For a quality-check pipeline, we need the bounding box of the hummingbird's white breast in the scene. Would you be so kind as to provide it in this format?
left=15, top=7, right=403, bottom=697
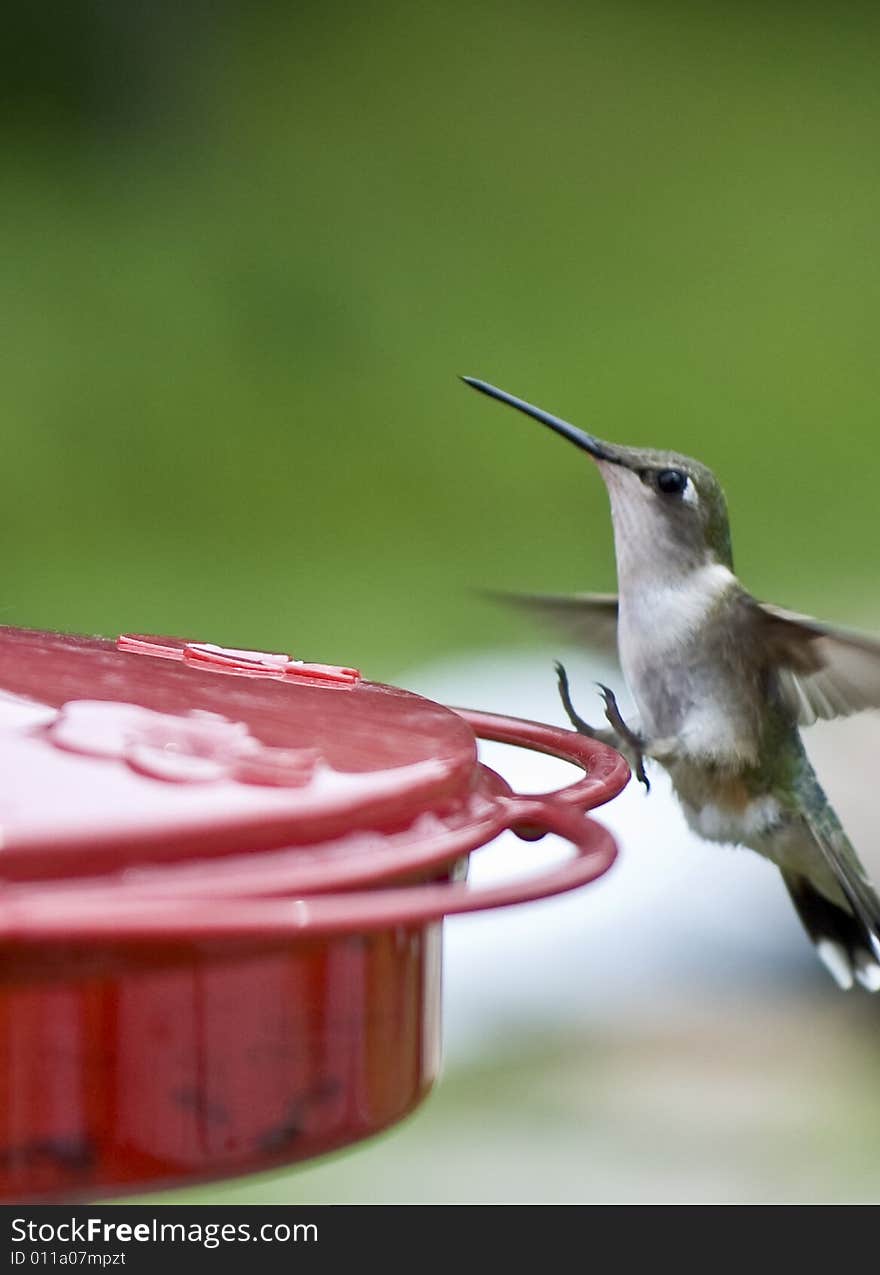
left=616, top=562, right=759, bottom=765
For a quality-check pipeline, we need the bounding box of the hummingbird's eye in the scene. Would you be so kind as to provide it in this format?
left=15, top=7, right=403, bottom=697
left=655, top=468, right=688, bottom=496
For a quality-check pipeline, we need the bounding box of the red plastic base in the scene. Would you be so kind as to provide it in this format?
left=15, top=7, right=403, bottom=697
left=0, top=924, right=442, bottom=1201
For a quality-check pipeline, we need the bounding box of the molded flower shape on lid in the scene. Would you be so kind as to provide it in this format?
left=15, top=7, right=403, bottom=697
left=47, top=700, right=319, bottom=788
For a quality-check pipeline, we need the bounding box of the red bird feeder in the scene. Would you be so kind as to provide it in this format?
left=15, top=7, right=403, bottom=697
left=0, top=627, right=628, bottom=1200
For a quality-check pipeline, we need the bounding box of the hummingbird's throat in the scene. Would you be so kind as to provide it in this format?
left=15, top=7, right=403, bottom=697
left=598, top=461, right=715, bottom=584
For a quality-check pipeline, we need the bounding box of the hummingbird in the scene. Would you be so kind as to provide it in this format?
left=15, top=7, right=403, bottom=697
left=463, top=376, right=880, bottom=992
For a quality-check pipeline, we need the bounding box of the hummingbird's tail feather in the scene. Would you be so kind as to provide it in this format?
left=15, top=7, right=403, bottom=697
left=799, top=799, right=880, bottom=950
left=782, top=871, right=880, bottom=992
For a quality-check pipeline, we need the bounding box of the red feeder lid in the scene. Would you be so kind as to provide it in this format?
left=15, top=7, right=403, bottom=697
left=0, top=627, right=629, bottom=940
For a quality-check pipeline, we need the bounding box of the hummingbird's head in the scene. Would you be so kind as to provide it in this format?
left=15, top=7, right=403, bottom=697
left=462, top=378, right=733, bottom=579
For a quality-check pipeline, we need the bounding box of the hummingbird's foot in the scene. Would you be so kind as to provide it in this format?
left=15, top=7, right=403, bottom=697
left=595, top=682, right=651, bottom=793
left=554, top=661, right=614, bottom=742
left=555, top=661, right=597, bottom=735
left=553, top=662, right=648, bottom=790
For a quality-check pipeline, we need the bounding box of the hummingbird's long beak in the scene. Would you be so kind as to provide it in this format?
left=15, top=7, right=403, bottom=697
left=461, top=377, right=621, bottom=464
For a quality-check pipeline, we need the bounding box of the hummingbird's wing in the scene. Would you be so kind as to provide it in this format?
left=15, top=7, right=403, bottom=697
left=758, top=603, right=880, bottom=724
left=485, top=591, right=620, bottom=663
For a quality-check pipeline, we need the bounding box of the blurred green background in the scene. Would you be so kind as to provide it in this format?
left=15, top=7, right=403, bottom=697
left=6, top=0, right=880, bottom=676
left=7, top=0, right=880, bottom=1203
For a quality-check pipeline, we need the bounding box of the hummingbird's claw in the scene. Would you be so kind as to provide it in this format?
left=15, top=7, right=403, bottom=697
left=553, top=663, right=650, bottom=791
left=594, top=682, right=651, bottom=793
left=554, top=660, right=601, bottom=737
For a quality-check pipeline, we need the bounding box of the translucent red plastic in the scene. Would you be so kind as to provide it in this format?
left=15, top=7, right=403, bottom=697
left=0, top=627, right=629, bottom=1200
